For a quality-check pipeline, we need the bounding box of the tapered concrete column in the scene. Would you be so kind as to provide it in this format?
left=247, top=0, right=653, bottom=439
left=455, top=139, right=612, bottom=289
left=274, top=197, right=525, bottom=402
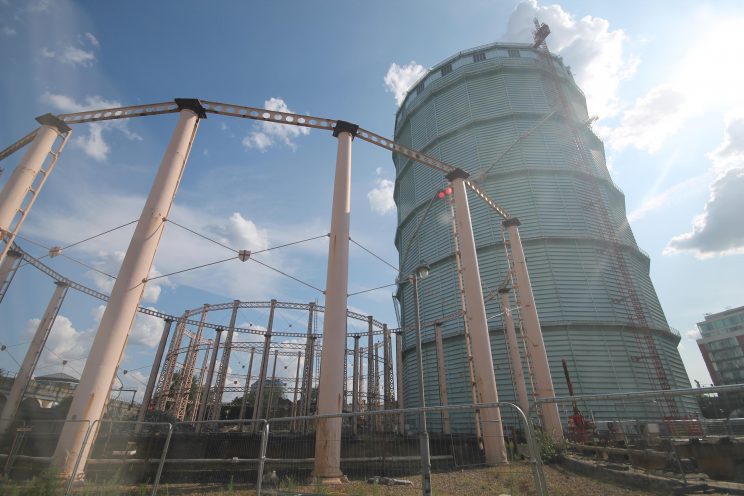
left=51, top=101, right=204, bottom=478
left=499, top=289, right=530, bottom=416
left=196, top=328, right=223, bottom=424
left=253, top=299, right=276, bottom=424
left=396, top=332, right=405, bottom=434
left=434, top=323, right=451, bottom=434
left=0, top=281, right=68, bottom=434
left=136, top=319, right=173, bottom=430
left=238, top=347, right=255, bottom=423
left=447, top=169, right=507, bottom=465
left=314, top=120, right=357, bottom=481
left=503, top=219, right=563, bottom=441
left=0, top=115, right=69, bottom=265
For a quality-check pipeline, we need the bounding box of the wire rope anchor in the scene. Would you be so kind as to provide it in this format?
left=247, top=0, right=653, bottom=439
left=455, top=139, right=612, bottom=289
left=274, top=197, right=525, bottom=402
left=238, top=250, right=251, bottom=262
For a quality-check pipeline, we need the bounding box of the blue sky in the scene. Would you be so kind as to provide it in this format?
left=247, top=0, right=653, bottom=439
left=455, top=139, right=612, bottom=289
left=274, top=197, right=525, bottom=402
left=1, top=0, right=743, bottom=398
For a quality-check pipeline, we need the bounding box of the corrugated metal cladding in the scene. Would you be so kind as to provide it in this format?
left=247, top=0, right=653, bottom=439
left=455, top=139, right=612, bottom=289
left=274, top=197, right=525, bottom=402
left=393, top=43, right=694, bottom=432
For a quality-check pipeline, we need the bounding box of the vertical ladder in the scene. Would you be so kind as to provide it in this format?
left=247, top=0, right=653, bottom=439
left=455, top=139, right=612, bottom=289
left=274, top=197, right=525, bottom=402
left=0, top=130, right=71, bottom=262
left=447, top=199, right=483, bottom=445
left=533, top=26, right=677, bottom=416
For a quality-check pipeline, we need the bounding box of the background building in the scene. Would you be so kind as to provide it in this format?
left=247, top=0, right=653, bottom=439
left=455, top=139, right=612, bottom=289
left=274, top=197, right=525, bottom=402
left=697, top=305, right=744, bottom=386
left=393, top=40, right=693, bottom=430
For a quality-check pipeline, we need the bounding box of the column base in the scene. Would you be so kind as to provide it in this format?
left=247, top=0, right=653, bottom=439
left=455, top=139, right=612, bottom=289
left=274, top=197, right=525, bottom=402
left=310, top=474, right=348, bottom=485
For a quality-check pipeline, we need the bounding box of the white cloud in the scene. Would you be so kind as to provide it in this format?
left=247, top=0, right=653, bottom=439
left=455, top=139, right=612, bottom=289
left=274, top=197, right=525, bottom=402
left=83, top=32, right=99, bottom=47
left=1, top=25, right=16, bottom=36
left=665, top=113, right=744, bottom=258
left=708, top=111, right=744, bottom=173
left=367, top=178, right=395, bottom=215
left=39, top=31, right=100, bottom=67
left=503, top=0, right=637, bottom=118
left=25, top=315, right=94, bottom=375
left=41, top=92, right=142, bottom=162
left=384, top=62, right=427, bottom=107
left=242, top=98, right=309, bottom=152
left=602, top=85, right=689, bottom=153
left=665, top=167, right=744, bottom=258
left=604, top=17, right=744, bottom=154
left=685, top=329, right=702, bottom=340
left=130, top=310, right=164, bottom=348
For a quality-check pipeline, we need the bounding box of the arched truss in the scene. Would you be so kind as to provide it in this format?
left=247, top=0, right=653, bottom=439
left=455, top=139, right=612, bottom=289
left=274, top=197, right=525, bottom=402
left=11, top=243, right=465, bottom=336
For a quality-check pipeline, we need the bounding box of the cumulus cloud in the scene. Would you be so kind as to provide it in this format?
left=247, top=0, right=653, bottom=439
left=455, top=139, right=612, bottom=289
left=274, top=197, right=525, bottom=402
left=25, top=314, right=94, bottom=376
left=708, top=111, right=744, bottom=173
left=87, top=251, right=169, bottom=304
left=603, top=85, right=689, bottom=153
left=665, top=168, right=744, bottom=258
left=41, top=92, right=141, bottom=162
left=242, top=97, right=310, bottom=152
left=664, top=112, right=744, bottom=258
left=603, top=18, right=744, bottom=154
left=40, top=32, right=99, bottom=67
left=384, top=62, right=427, bottom=107
left=130, top=309, right=165, bottom=348
left=686, top=329, right=702, bottom=340
left=367, top=177, right=395, bottom=215
left=504, top=0, right=637, bottom=118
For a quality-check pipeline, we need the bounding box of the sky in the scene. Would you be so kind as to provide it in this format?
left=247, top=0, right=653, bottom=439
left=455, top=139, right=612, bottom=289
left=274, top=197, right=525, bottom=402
left=1, top=0, right=743, bottom=400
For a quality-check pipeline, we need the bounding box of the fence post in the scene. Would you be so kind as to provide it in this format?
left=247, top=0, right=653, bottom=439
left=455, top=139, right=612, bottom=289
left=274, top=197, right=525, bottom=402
left=518, top=402, right=549, bottom=496
left=256, top=420, right=270, bottom=496
left=64, top=420, right=95, bottom=496
left=151, top=422, right=173, bottom=496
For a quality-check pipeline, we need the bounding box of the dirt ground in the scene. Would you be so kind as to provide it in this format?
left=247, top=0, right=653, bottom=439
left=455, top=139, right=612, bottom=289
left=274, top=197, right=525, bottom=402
left=51, top=463, right=681, bottom=495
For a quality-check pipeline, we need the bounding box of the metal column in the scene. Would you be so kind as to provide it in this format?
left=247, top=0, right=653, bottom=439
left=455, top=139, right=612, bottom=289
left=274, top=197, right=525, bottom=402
left=253, top=299, right=276, bottom=424
left=196, top=328, right=223, bottom=425
left=291, top=350, right=302, bottom=430
left=136, top=318, right=173, bottom=431
left=396, top=332, right=405, bottom=434
left=447, top=169, right=507, bottom=465
left=210, top=300, right=240, bottom=420
left=434, top=322, right=451, bottom=434
left=504, top=219, right=562, bottom=441
left=367, top=316, right=374, bottom=424
left=265, top=350, right=279, bottom=419
left=352, top=335, right=360, bottom=435
left=0, top=281, right=68, bottom=434
left=238, top=346, right=255, bottom=424
left=314, top=121, right=357, bottom=481
left=499, top=288, right=530, bottom=416
left=52, top=101, right=203, bottom=479
left=190, top=338, right=212, bottom=422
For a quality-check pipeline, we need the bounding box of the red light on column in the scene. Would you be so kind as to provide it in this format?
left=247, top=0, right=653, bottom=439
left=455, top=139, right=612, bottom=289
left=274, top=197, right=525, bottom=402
left=437, top=191, right=445, bottom=199
left=444, top=186, right=452, bottom=195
